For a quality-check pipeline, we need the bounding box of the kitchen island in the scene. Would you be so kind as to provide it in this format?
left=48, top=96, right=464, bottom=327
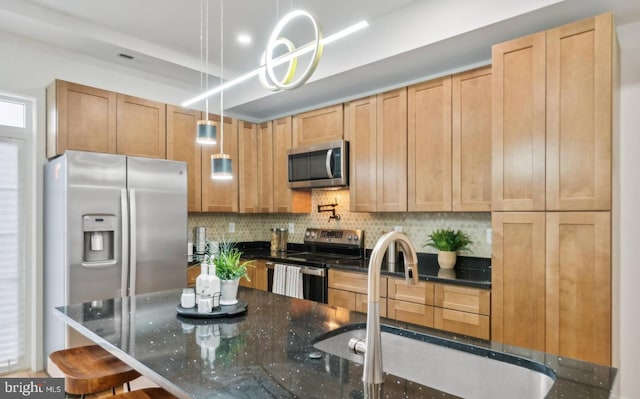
left=54, top=287, right=616, bottom=398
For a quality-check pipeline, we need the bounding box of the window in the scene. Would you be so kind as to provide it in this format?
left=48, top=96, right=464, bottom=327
left=0, top=94, right=33, bottom=374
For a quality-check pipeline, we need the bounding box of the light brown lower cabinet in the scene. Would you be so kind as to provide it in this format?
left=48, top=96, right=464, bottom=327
left=328, top=269, right=490, bottom=339
left=239, top=259, right=268, bottom=291
left=492, top=211, right=611, bottom=366
left=387, top=299, right=435, bottom=328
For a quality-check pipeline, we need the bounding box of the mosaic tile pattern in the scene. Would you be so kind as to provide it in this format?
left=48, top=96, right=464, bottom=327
left=188, top=190, right=492, bottom=258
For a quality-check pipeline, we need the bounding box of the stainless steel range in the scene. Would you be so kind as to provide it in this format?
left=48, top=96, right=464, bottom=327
left=266, top=228, right=364, bottom=303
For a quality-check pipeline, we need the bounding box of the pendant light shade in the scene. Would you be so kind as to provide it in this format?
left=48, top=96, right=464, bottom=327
left=197, top=120, right=216, bottom=144
left=211, top=153, right=233, bottom=180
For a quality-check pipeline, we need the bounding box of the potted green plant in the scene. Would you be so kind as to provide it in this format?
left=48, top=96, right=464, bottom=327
left=212, top=240, right=253, bottom=305
left=424, top=228, right=473, bottom=269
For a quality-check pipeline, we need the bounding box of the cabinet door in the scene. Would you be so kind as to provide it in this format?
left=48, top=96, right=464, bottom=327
left=387, top=278, right=434, bottom=306
left=435, top=284, right=490, bottom=316
left=201, top=116, right=239, bottom=212
left=328, top=288, right=356, bottom=311
left=388, top=299, right=434, bottom=328
left=434, top=308, right=490, bottom=340
left=273, top=117, right=311, bottom=213
left=355, top=294, right=387, bottom=318
left=47, top=80, right=117, bottom=158
left=238, top=121, right=259, bottom=213
left=253, top=260, right=268, bottom=291
left=546, top=212, right=611, bottom=365
left=377, top=88, right=407, bottom=212
left=257, top=122, right=274, bottom=213
left=346, top=95, right=377, bottom=212
left=116, top=94, right=166, bottom=158
left=292, top=104, right=343, bottom=147
left=328, top=269, right=388, bottom=296
left=452, top=66, right=492, bottom=211
left=491, top=212, right=546, bottom=351
left=408, top=77, right=452, bottom=211
left=492, top=32, right=546, bottom=211
left=546, top=13, right=613, bottom=211
left=166, top=105, right=201, bottom=212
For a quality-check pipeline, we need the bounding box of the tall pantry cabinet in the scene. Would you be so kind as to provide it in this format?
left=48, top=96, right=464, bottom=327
left=491, top=12, right=616, bottom=366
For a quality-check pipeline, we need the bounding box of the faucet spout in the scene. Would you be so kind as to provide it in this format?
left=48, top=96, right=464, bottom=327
left=363, top=231, right=419, bottom=386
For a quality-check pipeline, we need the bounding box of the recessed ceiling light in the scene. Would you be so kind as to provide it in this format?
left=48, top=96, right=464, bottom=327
left=237, top=34, right=252, bottom=45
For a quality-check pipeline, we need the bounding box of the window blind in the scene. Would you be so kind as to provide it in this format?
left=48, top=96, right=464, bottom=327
left=0, top=96, right=28, bottom=373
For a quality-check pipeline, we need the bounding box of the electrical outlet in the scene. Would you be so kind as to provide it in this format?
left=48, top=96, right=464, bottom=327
left=486, top=228, right=492, bottom=244
left=394, top=225, right=403, bottom=232
left=229, top=222, right=235, bottom=233
left=288, top=223, right=295, bottom=234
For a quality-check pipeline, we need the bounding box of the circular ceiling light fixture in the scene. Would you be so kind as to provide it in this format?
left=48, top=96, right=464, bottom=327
left=261, top=10, right=324, bottom=91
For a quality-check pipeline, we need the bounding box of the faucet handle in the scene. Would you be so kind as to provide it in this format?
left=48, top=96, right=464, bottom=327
left=405, top=263, right=419, bottom=285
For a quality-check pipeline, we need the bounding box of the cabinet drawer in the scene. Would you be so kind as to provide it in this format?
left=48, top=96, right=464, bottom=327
left=387, top=278, right=434, bottom=305
left=355, top=293, right=387, bottom=318
left=387, top=299, right=434, bottom=328
left=434, top=308, right=490, bottom=340
left=328, top=269, right=387, bottom=296
left=435, top=284, right=490, bottom=316
left=328, top=288, right=356, bottom=310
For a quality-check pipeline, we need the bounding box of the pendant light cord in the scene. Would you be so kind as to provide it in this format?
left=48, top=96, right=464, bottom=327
left=205, top=0, right=209, bottom=117
left=219, top=0, right=224, bottom=154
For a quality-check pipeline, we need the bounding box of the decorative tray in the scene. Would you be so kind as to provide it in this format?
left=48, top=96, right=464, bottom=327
left=176, top=300, right=248, bottom=319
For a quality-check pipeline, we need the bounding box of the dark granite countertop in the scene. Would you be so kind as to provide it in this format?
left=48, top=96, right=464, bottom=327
left=237, top=241, right=491, bottom=289
left=55, top=287, right=615, bottom=399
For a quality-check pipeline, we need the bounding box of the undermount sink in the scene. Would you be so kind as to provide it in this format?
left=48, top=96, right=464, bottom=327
left=312, top=323, right=556, bottom=399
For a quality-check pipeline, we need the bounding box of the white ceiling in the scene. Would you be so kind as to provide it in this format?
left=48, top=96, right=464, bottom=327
left=1, top=0, right=640, bottom=121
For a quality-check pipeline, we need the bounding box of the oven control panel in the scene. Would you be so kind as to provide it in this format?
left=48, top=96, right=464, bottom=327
left=304, top=228, right=364, bottom=247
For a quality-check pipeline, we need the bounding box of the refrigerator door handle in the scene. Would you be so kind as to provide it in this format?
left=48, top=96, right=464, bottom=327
left=120, top=188, right=129, bottom=298
left=129, top=189, right=137, bottom=297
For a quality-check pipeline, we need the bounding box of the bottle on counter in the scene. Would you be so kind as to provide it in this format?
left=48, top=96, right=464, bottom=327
left=206, top=264, right=221, bottom=308
left=195, top=263, right=208, bottom=297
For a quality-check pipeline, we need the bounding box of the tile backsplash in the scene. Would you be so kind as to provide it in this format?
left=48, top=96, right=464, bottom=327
left=188, top=190, right=491, bottom=258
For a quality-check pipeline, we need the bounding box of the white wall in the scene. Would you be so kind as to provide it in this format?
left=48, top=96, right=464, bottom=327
left=616, top=21, right=640, bottom=399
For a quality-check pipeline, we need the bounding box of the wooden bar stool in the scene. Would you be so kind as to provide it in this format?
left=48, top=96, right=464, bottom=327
left=111, top=387, right=177, bottom=399
left=49, top=345, right=141, bottom=398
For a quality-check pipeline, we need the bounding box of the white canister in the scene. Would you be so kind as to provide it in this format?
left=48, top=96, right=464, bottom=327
left=197, top=296, right=213, bottom=313
left=181, top=288, right=196, bottom=308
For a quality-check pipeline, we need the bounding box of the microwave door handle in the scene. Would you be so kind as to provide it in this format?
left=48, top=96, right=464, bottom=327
left=325, top=149, right=334, bottom=178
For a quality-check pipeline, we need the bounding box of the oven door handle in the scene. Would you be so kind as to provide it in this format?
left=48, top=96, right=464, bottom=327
left=266, top=262, right=326, bottom=277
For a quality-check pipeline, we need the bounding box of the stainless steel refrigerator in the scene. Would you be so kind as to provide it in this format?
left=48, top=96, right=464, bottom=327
left=44, top=150, right=187, bottom=361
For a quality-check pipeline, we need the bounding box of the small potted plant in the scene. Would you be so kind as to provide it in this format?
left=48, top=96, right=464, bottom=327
left=213, top=240, right=253, bottom=305
left=424, top=228, right=473, bottom=269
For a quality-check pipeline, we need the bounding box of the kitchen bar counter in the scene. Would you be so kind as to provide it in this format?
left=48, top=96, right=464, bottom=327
left=55, top=287, right=615, bottom=398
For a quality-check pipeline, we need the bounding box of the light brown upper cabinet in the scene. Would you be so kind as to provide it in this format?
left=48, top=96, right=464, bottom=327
left=257, top=121, right=274, bottom=213
left=238, top=121, right=259, bottom=213
left=47, top=80, right=166, bottom=160
left=546, top=211, right=611, bottom=366
left=116, top=94, right=166, bottom=159
left=292, top=104, right=344, bottom=147
left=492, top=32, right=546, bottom=211
left=493, top=12, right=615, bottom=212
left=346, top=95, right=377, bottom=212
left=491, top=212, right=546, bottom=352
left=47, top=80, right=117, bottom=158
left=377, top=88, right=408, bottom=212
left=273, top=117, right=311, bottom=213
left=166, top=105, right=202, bottom=212
left=546, top=14, right=614, bottom=211
left=346, top=89, right=407, bottom=212
left=408, top=77, right=452, bottom=211
left=452, top=67, right=492, bottom=211
left=201, top=116, right=239, bottom=212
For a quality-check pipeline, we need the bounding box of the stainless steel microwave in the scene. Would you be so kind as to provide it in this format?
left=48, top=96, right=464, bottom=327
left=287, top=140, right=349, bottom=189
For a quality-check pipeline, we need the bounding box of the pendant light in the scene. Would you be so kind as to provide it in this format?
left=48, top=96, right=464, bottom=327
left=211, top=0, right=233, bottom=180
left=196, top=0, right=216, bottom=145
